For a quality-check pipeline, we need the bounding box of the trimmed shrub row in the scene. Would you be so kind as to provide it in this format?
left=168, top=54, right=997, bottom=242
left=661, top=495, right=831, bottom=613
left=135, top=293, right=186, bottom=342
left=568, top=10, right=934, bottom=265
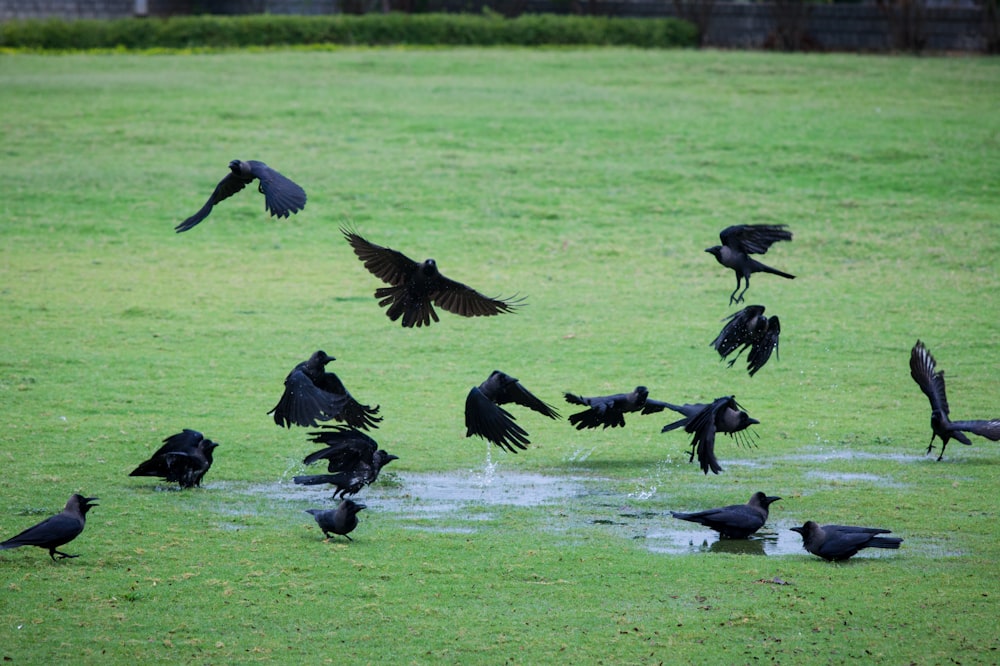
left=0, top=13, right=698, bottom=50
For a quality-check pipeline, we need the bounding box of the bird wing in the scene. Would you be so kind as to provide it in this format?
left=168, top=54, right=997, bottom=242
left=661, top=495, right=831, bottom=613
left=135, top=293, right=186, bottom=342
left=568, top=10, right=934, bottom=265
left=342, top=228, right=418, bottom=287
left=719, top=224, right=792, bottom=255
left=640, top=399, right=671, bottom=415
left=747, top=315, right=780, bottom=377
left=429, top=274, right=523, bottom=319
left=711, top=305, right=764, bottom=357
left=492, top=379, right=560, bottom=419
left=0, top=512, right=82, bottom=549
left=950, top=419, right=1000, bottom=441
left=909, top=341, right=950, bottom=417
left=246, top=161, right=306, bottom=219
left=175, top=170, right=252, bottom=232
left=269, top=369, right=351, bottom=428
left=684, top=399, right=729, bottom=475
left=303, top=426, right=378, bottom=469
left=465, top=387, right=531, bottom=453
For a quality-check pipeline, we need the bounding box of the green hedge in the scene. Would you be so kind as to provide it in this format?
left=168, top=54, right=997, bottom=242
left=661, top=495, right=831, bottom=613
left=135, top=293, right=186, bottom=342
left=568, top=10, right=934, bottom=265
left=0, top=13, right=698, bottom=50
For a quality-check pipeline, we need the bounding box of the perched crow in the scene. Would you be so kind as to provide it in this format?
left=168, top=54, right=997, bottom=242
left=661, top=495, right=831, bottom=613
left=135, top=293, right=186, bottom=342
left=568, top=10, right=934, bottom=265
left=305, top=499, right=366, bottom=542
left=711, top=305, right=781, bottom=377
left=661, top=396, right=759, bottom=474
left=909, top=340, right=1000, bottom=461
left=0, top=494, right=98, bottom=561
left=564, top=386, right=670, bottom=430
left=342, top=228, right=523, bottom=328
left=129, top=429, right=218, bottom=489
left=293, top=426, right=398, bottom=498
left=671, top=491, right=781, bottom=539
left=269, top=351, right=381, bottom=430
left=175, top=159, right=306, bottom=232
left=706, top=224, right=794, bottom=305
left=465, top=370, right=560, bottom=453
left=791, top=521, right=902, bottom=561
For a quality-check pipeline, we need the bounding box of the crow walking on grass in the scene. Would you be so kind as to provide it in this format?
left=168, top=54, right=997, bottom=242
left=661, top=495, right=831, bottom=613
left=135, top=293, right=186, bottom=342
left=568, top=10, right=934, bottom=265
left=711, top=305, right=781, bottom=377
left=129, top=429, right=218, bottom=489
left=342, top=228, right=523, bottom=328
left=671, top=492, right=781, bottom=539
left=564, top=386, right=671, bottom=430
left=706, top=224, right=794, bottom=305
left=0, top=494, right=98, bottom=561
left=661, top=396, right=759, bottom=474
left=465, top=370, right=560, bottom=453
left=175, top=159, right=306, bottom=232
left=790, top=521, right=902, bottom=561
left=909, top=340, right=1000, bottom=460
left=305, top=499, right=366, bottom=542
left=293, top=426, right=398, bottom=498
left=270, top=351, right=382, bottom=430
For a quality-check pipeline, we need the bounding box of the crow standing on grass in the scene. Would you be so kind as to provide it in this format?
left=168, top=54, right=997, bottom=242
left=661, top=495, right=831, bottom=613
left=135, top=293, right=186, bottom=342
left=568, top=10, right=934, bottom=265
left=0, top=494, right=98, bottom=561
left=270, top=351, right=382, bottom=430
left=670, top=492, right=781, bottom=539
left=465, top=370, right=560, bottom=453
left=660, top=396, right=759, bottom=474
left=564, top=386, right=671, bottom=430
left=129, top=429, right=218, bottom=489
left=175, top=159, right=306, bottom=232
left=711, top=305, right=781, bottom=377
left=305, top=499, right=366, bottom=542
left=342, top=228, right=524, bottom=328
left=293, top=426, right=398, bottom=498
left=909, top=340, right=1000, bottom=461
left=790, top=522, right=902, bottom=561
left=706, top=224, right=795, bottom=305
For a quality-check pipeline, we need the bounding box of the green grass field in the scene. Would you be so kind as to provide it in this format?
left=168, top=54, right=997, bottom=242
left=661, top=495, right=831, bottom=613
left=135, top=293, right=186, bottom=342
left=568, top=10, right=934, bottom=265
left=1, top=48, right=999, bottom=663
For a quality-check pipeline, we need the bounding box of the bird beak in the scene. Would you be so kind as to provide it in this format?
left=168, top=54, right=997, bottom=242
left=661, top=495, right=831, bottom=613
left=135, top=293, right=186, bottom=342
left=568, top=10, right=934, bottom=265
left=356, top=503, right=367, bottom=511
left=747, top=417, right=760, bottom=425
left=85, top=497, right=99, bottom=505
left=767, top=496, right=782, bottom=504
left=387, top=454, right=400, bottom=461
left=790, top=526, right=803, bottom=535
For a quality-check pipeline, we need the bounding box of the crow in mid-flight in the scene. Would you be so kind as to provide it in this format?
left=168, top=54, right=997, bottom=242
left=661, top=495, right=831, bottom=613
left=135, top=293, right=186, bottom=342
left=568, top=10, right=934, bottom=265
left=564, top=386, right=670, bottom=430
left=293, top=426, right=398, bottom=498
left=706, top=224, right=794, bottom=305
left=670, top=491, right=781, bottom=539
left=0, top=494, right=98, bottom=561
left=269, top=351, right=382, bottom=430
left=342, top=228, right=523, bottom=328
left=129, top=429, right=218, bottom=489
left=790, top=521, right=902, bottom=561
left=909, top=340, right=1000, bottom=460
left=175, top=159, right=306, bottom=232
left=305, top=499, right=366, bottom=542
left=465, top=370, right=560, bottom=453
left=711, top=304, right=781, bottom=377
left=661, top=396, right=759, bottom=474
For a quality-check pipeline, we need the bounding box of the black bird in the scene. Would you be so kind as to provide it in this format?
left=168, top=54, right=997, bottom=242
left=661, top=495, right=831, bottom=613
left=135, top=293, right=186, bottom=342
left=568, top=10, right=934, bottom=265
left=564, top=386, right=671, bottom=430
left=909, top=340, right=1000, bottom=461
left=0, top=494, right=98, bottom=561
left=342, top=228, right=523, bottom=328
left=129, top=429, right=218, bottom=489
left=790, top=521, right=903, bottom=561
left=293, top=426, right=398, bottom=498
left=661, top=396, right=759, bottom=474
left=465, top=370, right=560, bottom=453
left=269, top=351, right=381, bottom=430
left=671, top=492, right=781, bottom=539
left=175, top=159, right=306, bottom=232
left=305, top=499, right=366, bottom=542
left=711, top=304, right=781, bottom=377
left=706, top=224, right=795, bottom=305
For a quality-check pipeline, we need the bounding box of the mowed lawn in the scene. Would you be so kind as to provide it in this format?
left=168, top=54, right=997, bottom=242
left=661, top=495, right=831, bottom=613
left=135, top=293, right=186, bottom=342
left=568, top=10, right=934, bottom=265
left=1, top=48, right=999, bottom=663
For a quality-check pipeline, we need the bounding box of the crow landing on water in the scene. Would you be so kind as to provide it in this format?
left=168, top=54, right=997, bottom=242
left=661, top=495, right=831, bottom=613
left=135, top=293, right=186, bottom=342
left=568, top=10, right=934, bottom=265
left=305, top=499, right=366, bottom=542
left=293, top=426, right=398, bottom=498
left=129, top=429, right=218, bottom=489
left=0, top=494, right=98, bottom=561
left=670, top=492, right=781, bottom=539
left=269, top=351, right=382, bottom=430
left=790, top=522, right=902, bottom=561
left=175, top=159, right=306, bottom=232
left=465, top=370, right=560, bottom=453
left=342, top=228, right=524, bottom=328
left=711, top=305, right=781, bottom=377
left=706, top=224, right=795, bottom=305
left=564, top=386, right=671, bottom=430
left=660, top=396, right=759, bottom=474
left=909, top=340, right=1000, bottom=461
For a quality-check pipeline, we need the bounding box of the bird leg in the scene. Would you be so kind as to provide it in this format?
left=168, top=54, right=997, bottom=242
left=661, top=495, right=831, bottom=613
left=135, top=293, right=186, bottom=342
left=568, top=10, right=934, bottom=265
left=50, top=549, right=79, bottom=561
left=728, top=278, right=743, bottom=306
left=925, top=433, right=937, bottom=458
